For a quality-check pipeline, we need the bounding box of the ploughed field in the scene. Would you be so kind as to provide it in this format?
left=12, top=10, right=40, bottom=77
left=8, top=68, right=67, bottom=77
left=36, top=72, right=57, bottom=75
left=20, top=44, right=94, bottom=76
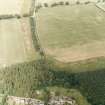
left=36, top=4, right=105, bottom=71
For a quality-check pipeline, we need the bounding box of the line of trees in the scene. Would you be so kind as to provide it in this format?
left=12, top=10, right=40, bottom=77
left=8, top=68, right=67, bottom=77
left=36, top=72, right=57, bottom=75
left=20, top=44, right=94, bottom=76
left=35, top=0, right=105, bottom=12
left=35, top=1, right=93, bottom=12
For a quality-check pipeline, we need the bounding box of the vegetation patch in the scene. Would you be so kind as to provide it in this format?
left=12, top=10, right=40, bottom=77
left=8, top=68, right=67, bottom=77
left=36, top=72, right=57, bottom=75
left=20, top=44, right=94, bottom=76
left=0, top=60, right=50, bottom=97
left=44, top=58, right=105, bottom=105
left=35, top=87, right=91, bottom=105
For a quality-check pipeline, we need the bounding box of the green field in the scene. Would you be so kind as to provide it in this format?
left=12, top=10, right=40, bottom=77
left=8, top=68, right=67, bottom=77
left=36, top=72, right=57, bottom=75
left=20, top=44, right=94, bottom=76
left=96, top=3, right=105, bottom=11
left=0, top=18, right=40, bottom=67
left=36, top=4, right=105, bottom=64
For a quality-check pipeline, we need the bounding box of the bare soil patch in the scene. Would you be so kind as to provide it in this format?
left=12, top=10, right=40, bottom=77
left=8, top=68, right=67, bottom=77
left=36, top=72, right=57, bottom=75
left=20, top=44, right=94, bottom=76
left=45, top=40, right=105, bottom=63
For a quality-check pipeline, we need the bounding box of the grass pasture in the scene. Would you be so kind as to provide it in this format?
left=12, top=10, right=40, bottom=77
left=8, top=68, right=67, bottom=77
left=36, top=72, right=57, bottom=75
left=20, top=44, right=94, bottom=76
left=0, top=18, right=40, bottom=67
left=36, top=4, right=105, bottom=64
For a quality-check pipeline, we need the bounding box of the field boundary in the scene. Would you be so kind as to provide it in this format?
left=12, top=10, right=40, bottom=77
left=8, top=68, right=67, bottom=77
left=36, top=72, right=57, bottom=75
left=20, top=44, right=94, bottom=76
left=30, top=17, right=46, bottom=60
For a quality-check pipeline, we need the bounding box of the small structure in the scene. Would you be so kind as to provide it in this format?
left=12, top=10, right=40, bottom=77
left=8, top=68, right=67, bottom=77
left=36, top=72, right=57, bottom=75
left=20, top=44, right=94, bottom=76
left=48, top=96, right=77, bottom=105
left=7, top=96, right=44, bottom=105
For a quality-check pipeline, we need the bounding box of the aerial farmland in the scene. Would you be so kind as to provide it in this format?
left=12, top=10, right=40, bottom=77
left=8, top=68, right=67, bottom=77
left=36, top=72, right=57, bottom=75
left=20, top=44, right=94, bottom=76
left=0, top=0, right=105, bottom=105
